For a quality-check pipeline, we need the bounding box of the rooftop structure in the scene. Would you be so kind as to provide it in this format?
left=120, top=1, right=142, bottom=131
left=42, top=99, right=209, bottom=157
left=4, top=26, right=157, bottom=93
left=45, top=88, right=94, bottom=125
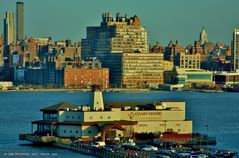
left=199, top=27, right=208, bottom=45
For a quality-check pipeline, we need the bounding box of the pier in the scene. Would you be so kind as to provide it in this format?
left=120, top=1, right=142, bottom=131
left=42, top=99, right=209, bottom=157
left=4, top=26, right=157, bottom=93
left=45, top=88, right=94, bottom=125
left=19, top=134, right=238, bottom=158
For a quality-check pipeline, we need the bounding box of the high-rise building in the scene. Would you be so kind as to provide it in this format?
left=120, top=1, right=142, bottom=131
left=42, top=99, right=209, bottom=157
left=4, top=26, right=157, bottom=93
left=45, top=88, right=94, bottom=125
left=82, top=12, right=149, bottom=58
left=121, top=53, right=164, bottom=88
left=199, top=27, right=208, bottom=45
left=4, top=12, right=15, bottom=46
left=16, top=1, right=24, bottom=41
left=81, top=13, right=150, bottom=87
left=232, top=28, right=239, bottom=70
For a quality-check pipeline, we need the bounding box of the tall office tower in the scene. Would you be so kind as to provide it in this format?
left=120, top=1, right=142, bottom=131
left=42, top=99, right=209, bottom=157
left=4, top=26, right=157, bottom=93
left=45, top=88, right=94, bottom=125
left=199, top=27, right=208, bottom=45
left=4, top=12, right=15, bottom=46
left=16, top=1, right=24, bottom=41
left=82, top=12, right=149, bottom=58
left=232, top=28, right=239, bottom=70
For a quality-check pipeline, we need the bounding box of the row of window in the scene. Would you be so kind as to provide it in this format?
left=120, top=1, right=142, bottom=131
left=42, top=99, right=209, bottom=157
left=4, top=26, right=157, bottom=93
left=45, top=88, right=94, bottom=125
left=63, top=130, right=79, bottom=134
left=88, top=116, right=111, bottom=120
left=66, top=116, right=81, bottom=119
left=62, top=130, right=92, bottom=134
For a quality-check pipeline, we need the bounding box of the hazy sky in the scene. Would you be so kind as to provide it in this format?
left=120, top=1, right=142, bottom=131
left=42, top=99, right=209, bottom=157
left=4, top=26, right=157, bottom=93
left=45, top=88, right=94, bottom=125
left=1, top=0, right=239, bottom=46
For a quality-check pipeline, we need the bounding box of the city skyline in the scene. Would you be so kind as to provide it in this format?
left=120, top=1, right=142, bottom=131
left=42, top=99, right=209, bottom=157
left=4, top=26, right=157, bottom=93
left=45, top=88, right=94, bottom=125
left=1, top=0, right=239, bottom=46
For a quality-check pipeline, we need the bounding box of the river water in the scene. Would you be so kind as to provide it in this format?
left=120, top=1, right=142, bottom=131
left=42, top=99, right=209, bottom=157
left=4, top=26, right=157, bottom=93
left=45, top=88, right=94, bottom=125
left=0, top=91, right=238, bottom=157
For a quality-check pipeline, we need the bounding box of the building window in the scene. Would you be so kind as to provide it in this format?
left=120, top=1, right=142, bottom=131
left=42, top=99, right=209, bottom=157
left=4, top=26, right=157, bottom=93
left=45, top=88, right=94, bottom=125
left=78, top=116, right=80, bottom=119
left=89, top=116, right=93, bottom=119
left=76, top=130, right=78, bottom=134
left=70, top=130, right=72, bottom=133
left=67, top=116, right=69, bottom=119
left=72, top=116, right=74, bottom=119
left=88, top=130, right=91, bottom=134
left=107, top=116, right=111, bottom=119
left=100, top=116, right=103, bottom=119
left=64, top=130, right=66, bottom=133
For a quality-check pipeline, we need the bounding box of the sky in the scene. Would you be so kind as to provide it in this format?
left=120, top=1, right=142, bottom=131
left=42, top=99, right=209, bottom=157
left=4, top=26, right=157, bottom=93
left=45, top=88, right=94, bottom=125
left=0, top=0, right=239, bottom=46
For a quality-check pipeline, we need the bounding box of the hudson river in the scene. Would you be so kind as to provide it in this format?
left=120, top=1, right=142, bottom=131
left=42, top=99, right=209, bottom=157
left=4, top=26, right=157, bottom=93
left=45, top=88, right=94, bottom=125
left=0, top=91, right=239, bottom=157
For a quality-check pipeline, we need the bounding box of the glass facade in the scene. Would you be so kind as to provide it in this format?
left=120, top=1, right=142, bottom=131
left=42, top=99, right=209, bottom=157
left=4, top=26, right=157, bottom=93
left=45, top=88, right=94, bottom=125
left=175, top=69, right=214, bottom=86
left=187, top=74, right=211, bottom=80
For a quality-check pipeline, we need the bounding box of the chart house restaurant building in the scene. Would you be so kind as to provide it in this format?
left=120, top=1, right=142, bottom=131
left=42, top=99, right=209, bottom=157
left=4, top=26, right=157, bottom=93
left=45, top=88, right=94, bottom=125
left=22, top=88, right=192, bottom=143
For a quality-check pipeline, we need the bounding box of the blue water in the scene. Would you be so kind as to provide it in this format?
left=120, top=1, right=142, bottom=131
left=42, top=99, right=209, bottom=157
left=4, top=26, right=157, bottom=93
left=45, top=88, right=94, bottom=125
left=0, top=91, right=238, bottom=157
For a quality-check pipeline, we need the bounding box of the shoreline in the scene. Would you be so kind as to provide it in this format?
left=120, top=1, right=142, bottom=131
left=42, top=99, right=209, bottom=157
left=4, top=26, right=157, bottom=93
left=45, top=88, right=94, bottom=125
left=0, top=88, right=224, bottom=93
left=0, top=88, right=152, bottom=93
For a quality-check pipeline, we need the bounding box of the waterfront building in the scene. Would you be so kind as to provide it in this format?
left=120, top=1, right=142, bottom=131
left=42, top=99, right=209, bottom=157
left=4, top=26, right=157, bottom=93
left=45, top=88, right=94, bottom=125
left=16, top=1, right=24, bottom=41
left=25, top=64, right=64, bottom=88
left=64, top=68, right=109, bottom=89
left=30, top=89, right=192, bottom=141
left=174, top=53, right=201, bottom=69
left=213, top=71, right=239, bottom=85
left=25, top=67, right=46, bottom=85
left=0, top=81, right=13, bottom=90
left=14, top=67, right=25, bottom=83
left=173, top=68, right=215, bottom=88
left=199, top=27, right=208, bottom=45
left=121, top=53, right=164, bottom=88
left=232, top=28, right=239, bottom=70
left=4, top=12, right=15, bottom=46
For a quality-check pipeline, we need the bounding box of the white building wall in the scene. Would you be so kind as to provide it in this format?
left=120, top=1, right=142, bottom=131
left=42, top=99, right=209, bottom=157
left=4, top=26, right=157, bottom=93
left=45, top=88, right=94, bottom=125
left=83, top=111, right=121, bottom=122
left=57, top=125, right=82, bottom=138
left=161, top=111, right=185, bottom=121
left=135, top=120, right=192, bottom=134
left=120, top=110, right=162, bottom=121
left=82, top=125, right=100, bottom=137
left=58, top=111, right=84, bottom=122
left=0, top=82, right=13, bottom=90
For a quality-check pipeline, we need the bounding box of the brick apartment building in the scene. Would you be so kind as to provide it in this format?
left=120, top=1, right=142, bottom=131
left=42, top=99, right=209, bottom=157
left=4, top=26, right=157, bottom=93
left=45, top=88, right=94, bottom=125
left=64, top=68, right=109, bottom=89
